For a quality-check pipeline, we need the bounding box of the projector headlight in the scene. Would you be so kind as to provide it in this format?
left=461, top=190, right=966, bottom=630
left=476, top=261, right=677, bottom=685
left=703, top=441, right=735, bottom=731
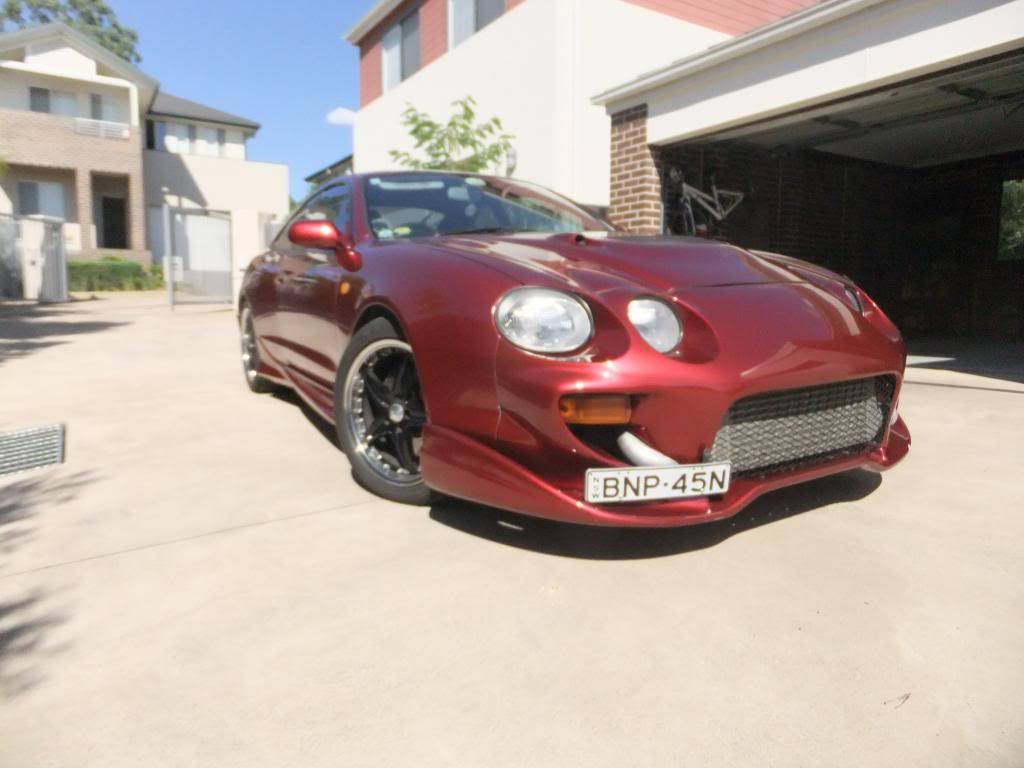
left=628, top=298, right=682, bottom=353
left=495, top=288, right=593, bottom=354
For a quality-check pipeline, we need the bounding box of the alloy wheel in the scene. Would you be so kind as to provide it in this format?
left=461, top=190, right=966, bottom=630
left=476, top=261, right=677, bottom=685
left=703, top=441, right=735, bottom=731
left=343, top=339, right=427, bottom=485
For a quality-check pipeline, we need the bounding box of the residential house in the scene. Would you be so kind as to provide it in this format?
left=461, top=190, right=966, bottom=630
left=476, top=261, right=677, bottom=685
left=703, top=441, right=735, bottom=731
left=347, top=0, right=1024, bottom=339
left=0, top=21, right=289, bottom=301
left=305, top=154, right=353, bottom=188
left=345, top=0, right=763, bottom=207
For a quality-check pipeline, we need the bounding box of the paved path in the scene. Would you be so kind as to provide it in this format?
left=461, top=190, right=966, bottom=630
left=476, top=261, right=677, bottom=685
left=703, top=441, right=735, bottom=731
left=1, top=294, right=1022, bottom=767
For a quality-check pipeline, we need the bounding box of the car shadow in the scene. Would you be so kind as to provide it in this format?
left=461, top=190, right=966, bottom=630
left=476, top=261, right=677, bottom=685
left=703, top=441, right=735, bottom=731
left=270, top=388, right=340, bottom=448
left=428, top=469, right=883, bottom=560
left=907, top=338, right=1024, bottom=386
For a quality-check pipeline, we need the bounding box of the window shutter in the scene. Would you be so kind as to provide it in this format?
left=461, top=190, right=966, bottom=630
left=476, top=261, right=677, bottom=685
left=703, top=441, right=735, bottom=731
left=29, top=87, right=50, bottom=113
left=450, top=0, right=475, bottom=47
left=381, top=24, right=402, bottom=91
left=400, top=11, right=421, bottom=81
left=476, top=0, right=504, bottom=30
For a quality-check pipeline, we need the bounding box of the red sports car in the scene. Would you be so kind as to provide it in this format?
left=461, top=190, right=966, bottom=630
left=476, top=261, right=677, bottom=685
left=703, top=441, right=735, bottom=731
left=239, top=171, right=910, bottom=527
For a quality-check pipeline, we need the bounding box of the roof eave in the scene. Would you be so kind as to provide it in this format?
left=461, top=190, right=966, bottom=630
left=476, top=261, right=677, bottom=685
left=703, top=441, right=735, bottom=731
left=344, top=0, right=405, bottom=44
left=592, top=0, right=886, bottom=107
left=147, top=109, right=260, bottom=131
left=0, top=21, right=158, bottom=92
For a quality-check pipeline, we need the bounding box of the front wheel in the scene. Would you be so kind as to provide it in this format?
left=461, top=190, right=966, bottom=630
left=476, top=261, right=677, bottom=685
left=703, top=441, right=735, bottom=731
left=240, top=305, right=276, bottom=394
left=335, top=318, right=435, bottom=506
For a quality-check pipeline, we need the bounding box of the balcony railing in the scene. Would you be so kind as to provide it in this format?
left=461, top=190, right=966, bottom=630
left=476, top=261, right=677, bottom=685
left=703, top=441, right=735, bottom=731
left=73, top=117, right=130, bottom=140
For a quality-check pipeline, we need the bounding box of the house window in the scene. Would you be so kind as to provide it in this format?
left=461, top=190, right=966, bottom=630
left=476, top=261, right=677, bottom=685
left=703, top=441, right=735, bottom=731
left=449, top=0, right=504, bottom=48
left=29, top=86, right=49, bottom=113
left=146, top=120, right=169, bottom=151
left=217, top=128, right=227, bottom=157
left=29, top=87, right=76, bottom=116
left=90, top=94, right=105, bottom=120
left=17, top=181, right=66, bottom=220
left=381, top=9, right=421, bottom=92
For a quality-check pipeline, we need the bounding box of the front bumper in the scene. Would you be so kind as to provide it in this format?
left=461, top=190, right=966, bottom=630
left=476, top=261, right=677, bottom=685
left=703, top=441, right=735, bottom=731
left=420, top=415, right=910, bottom=528
left=419, top=297, right=911, bottom=527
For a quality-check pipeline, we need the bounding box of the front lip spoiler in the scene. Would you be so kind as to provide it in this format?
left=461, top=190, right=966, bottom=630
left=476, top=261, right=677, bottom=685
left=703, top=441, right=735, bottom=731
left=419, top=417, right=910, bottom=528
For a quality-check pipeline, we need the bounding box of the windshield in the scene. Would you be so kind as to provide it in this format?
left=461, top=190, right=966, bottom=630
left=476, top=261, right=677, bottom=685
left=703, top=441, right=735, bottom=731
left=362, top=173, right=610, bottom=239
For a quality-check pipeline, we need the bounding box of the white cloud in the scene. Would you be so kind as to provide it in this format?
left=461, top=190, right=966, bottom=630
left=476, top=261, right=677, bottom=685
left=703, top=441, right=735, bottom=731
left=326, top=106, right=356, bottom=127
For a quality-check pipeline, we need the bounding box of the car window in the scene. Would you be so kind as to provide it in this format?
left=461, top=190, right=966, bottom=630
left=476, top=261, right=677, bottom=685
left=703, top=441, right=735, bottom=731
left=362, top=173, right=610, bottom=239
left=273, top=183, right=351, bottom=249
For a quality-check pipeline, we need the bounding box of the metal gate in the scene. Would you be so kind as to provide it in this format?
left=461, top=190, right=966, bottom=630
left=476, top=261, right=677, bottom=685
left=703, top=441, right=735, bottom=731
left=156, top=207, right=233, bottom=305
left=0, top=213, right=18, bottom=299
left=0, top=213, right=67, bottom=302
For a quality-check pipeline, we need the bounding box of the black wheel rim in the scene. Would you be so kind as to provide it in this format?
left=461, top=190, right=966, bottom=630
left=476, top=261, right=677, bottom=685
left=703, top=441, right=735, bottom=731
left=344, top=340, right=427, bottom=484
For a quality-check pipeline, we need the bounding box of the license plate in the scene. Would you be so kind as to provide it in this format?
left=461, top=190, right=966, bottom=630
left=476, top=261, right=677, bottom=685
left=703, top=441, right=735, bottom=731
left=585, top=462, right=732, bottom=504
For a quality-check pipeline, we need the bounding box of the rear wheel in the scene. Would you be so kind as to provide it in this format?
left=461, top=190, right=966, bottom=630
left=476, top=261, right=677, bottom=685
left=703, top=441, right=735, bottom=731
left=240, top=305, right=276, bottom=394
left=335, top=318, right=434, bottom=505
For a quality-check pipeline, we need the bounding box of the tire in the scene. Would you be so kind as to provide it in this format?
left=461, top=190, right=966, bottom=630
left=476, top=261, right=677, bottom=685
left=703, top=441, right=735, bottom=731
left=335, top=318, right=435, bottom=506
left=239, top=304, right=276, bottom=394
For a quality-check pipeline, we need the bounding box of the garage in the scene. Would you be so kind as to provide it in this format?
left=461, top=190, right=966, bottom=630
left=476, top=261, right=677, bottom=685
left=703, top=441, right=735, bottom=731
left=597, top=0, right=1024, bottom=339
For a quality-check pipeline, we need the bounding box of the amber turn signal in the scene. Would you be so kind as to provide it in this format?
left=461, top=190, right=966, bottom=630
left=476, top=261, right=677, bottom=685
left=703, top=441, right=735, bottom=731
left=559, top=394, right=632, bottom=425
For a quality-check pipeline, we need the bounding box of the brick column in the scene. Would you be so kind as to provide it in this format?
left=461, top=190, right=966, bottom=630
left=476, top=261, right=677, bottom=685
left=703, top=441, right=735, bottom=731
left=127, top=169, right=146, bottom=253
left=608, top=104, right=663, bottom=234
left=75, top=167, right=94, bottom=256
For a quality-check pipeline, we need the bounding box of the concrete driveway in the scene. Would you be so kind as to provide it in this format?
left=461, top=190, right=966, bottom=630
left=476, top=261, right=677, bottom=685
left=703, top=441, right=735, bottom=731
left=1, top=293, right=1022, bottom=767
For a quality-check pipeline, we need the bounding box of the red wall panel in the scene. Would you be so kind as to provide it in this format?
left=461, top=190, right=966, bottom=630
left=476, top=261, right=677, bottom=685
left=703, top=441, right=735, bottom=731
left=622, top=0, right=822, bottom=36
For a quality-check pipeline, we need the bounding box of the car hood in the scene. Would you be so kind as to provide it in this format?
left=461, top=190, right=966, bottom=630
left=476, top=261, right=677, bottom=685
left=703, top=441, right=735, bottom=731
left=426, top=233, right=813, bottom=294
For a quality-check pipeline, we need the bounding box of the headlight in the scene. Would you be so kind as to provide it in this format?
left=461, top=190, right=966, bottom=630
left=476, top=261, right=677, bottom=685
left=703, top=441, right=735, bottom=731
left=628, top=298, right=681, bottom=353
left=495, top=288, right=593, bottom=353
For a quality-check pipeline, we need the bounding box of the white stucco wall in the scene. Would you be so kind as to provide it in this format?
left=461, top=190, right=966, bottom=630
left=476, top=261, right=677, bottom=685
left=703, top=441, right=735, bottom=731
left=615, top=0, right=1024, bottom=146
left=24, top=40, right=98, bottom=77
left=0, top=65, right=132, bottom=123
left=353, top=0, right=725, bottom=206
left=143, top=149, right=290, bottom=298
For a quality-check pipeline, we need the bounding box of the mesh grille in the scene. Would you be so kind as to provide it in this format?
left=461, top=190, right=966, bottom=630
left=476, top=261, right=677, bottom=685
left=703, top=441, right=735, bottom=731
left=708, top=377, right=895, bottom=477
left=0, top=424, right=65, bottom=477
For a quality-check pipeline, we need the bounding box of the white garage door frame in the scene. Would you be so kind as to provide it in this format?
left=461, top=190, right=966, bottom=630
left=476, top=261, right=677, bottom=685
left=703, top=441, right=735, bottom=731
left=595, top=0, right=1024, bottom=149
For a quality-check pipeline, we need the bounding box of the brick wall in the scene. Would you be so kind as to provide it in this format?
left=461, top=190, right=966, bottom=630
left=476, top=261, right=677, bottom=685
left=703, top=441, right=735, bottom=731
left=0, top=108, right=147, bottom=260
left=608, top=105, right=662, bottom=234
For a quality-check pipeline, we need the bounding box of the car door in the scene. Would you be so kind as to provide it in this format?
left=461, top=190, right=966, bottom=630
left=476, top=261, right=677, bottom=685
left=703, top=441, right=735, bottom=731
left=275, top=183, right=354, bottom=388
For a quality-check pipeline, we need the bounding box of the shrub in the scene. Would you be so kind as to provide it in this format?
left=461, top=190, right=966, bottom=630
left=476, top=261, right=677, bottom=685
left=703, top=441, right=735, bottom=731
left=68, top=255, right=164, bottom=291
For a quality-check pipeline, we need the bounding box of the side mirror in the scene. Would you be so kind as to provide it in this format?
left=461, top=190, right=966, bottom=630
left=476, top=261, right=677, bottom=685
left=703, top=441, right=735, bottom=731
left=288, top=219, right=362, bottom=271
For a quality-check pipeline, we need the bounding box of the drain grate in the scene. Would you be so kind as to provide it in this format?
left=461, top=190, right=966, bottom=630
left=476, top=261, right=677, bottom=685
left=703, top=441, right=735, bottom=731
left=0, top=424, right=66, bottom=476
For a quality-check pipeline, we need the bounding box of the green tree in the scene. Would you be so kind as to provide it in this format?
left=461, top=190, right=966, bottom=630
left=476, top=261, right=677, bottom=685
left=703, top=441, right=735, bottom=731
left=2, top=0, right=141, bottom=63
left=390, top=96, right=513, bottom=173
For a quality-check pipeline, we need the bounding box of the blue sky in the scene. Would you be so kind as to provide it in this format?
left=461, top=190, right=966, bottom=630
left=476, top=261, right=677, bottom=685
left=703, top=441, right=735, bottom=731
left=110, top=0, right=376, bottom=201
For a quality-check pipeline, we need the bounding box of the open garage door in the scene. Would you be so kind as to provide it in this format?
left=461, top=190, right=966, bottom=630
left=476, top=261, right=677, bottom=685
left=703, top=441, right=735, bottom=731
left=656, top=50, right=1024, bottom=339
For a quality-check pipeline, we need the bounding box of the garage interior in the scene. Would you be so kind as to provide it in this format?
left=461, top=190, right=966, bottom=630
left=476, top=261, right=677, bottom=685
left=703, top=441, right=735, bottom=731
left=657, top=50, right=1024, bottom=340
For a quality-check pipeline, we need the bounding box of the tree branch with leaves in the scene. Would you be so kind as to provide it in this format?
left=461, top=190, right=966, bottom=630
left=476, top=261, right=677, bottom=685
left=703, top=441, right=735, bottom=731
left=2, top=0, right=141, bottom=63
left=390, top=96, right=514, bottom=174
